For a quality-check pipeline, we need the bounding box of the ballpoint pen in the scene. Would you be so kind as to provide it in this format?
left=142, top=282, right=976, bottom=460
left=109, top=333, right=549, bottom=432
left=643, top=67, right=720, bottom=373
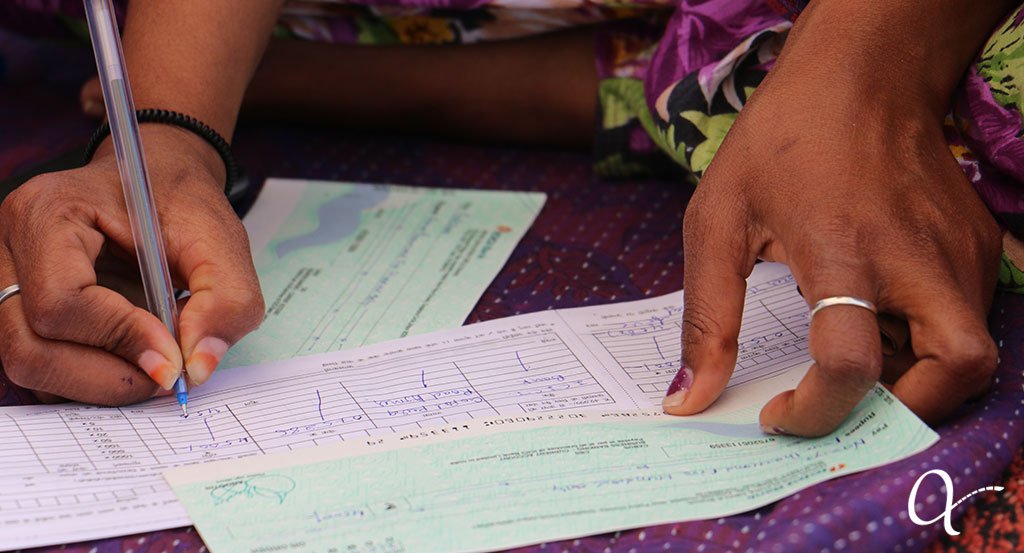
left=84, top=0, right=189, bottom=417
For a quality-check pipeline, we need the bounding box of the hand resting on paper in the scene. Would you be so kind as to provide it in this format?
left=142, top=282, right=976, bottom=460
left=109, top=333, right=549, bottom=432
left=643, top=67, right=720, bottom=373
left=662, top=1, right=1006, bottom=436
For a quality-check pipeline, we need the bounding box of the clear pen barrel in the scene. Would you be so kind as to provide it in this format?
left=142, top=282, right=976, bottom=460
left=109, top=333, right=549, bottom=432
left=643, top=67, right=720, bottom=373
left=83, top=0, right=180, bottom=341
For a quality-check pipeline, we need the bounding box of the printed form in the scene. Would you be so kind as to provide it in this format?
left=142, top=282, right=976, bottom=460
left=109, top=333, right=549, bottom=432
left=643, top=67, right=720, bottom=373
left=227, top=179, right=547, bottom=368
left=168, top=393, right=936, bottom=553
left=0, top=263, right=910, bottom=549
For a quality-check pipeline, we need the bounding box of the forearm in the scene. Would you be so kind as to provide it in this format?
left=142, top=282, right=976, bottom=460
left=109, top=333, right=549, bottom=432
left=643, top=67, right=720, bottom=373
left=121, top=1, right=285, bottom=140
left=769, top=0, right=1018, bottom=119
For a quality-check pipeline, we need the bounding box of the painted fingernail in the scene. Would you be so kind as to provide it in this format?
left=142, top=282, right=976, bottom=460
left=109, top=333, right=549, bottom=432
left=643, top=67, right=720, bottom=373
left=138, top=350, right=180, bottom=390
left=662, top=366, right=694, bottom=409
left=761, top=425, right=788, bottom=436
left=82, top=98, right=104, bottom=117
left=186, top=337, right=230, bottom=386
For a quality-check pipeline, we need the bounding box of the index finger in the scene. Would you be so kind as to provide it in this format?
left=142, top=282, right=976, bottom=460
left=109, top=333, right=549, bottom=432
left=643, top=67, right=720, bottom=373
left=0, top=244, right=160, bottom=404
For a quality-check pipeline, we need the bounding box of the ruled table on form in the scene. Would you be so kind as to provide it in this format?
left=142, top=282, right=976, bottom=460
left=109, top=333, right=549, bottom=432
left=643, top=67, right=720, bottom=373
left=0, top=263, right=811, bottom=550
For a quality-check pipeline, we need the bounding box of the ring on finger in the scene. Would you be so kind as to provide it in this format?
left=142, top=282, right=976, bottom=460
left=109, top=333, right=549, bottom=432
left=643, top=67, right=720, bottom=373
left=0, top=283, right=20, bottom=308
left=811, top=296, right=877, bottom=318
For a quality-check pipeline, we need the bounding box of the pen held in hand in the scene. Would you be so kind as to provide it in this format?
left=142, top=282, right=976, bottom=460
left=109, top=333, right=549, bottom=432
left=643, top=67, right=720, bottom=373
left=83, top=0, right=188, bottom=416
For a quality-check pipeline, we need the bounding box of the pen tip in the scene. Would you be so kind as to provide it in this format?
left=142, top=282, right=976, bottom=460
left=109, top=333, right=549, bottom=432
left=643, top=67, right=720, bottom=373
left=181, top=404, right=188, bottom=418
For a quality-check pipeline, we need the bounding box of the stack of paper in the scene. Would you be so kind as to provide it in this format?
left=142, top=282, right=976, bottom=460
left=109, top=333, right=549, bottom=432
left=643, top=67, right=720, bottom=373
left=0, top=261, right=937, bottom=551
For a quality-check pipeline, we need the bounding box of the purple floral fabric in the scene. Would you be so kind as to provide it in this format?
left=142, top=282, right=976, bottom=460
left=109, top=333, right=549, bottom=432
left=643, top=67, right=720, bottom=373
left=635, top=0, right=1024, bottom=291
left=3, top=31, right=1024, bottom=551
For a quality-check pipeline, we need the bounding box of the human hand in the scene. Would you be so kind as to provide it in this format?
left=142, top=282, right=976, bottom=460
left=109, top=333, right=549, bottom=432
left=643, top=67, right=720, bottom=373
left=0, top=125, right=264, bottom=404
left=663, top=49, right=1003, bottom=436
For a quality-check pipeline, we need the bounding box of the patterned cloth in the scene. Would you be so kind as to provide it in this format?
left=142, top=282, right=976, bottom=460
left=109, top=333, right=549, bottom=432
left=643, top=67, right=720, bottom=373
left=3, top=28, right=1024, bottom=553
left=4, top=3, right=1024, bottom=552
left=5, top=0, right=1022, bottom=290
left=603, top=0, right=1024, bottom=292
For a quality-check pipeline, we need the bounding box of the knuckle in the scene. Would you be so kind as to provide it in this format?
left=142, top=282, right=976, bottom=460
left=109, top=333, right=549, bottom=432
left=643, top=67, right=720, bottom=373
left=932, top=328, right=998, bottom=384
left=3, top=178, right=78, bottom=222
left=21, top=288, right=75, bottom=338
left=682, top=299, right=718, bottom=342
left=682, top=198, right=708, bottom=238
left=222, top=215, right=250, bottom=244
left=817, top=347, right=881, bottom=385
left=0, top=183, right=47, bottom=230
left=681, top=301, right=733, bottom=359
left=101, top=310, right=145, bottom=356
left=793, top=227, right=864, bottom=273
left=217, top=286, right=266, bottom=339
left=892, top=206, right=942, bottom=250
left=235, top=287, right=267, bottom=330
left=2, top=338, right=45, bottom=391
left=683, top=190, right=735, bottom=239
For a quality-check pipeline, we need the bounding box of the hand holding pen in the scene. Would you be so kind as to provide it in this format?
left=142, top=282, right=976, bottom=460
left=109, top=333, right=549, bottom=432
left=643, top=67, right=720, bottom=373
left=0, top=3, right=266, bottom=406
left=84, top=0, right=191, bottom=414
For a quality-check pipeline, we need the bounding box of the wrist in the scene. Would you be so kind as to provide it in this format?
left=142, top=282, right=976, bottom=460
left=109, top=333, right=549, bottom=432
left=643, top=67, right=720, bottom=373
left=772, top=0, right=1017, bottom=120
left=91, top=123, right=227, bottom=190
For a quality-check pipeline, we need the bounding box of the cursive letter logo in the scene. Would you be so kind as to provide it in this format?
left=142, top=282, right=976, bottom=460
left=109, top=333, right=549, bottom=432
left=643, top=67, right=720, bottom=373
left=908, top=469, right=1003, bottom=536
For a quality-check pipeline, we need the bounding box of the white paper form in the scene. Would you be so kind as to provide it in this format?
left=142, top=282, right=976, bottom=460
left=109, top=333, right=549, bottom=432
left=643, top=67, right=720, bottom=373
left=558, top=267, right=808, bottom=405
left=0, top=263, right=812, bottom=549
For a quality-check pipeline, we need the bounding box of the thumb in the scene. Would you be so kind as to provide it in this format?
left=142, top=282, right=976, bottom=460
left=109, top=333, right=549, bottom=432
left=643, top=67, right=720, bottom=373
left=664, top=195, right=755, bottom=415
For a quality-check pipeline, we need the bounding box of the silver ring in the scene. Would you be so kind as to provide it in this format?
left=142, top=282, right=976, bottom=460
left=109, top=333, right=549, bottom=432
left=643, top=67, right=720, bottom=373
left=0, top=284, right=21, bottom=307
left=811, top=296, right=877, bottom=318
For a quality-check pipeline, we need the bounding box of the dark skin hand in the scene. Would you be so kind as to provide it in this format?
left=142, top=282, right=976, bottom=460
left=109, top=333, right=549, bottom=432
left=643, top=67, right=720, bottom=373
left=0, top=127, right=263, bottom=403
left=0, top=2, right=282, bottom=404
left=664, top=0, right=1011, bottom=436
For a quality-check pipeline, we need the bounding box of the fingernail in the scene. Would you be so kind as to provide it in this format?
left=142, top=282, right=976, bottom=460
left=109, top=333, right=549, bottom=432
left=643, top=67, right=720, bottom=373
left=138, top=350, right=180, bottom=390
left=82, top=98, right=104, bottom=117
left=186, top=337, right=230, bottom=385
left=662, top=366, right=694, bottom=409
left=761, top=425, right=788, bottom=435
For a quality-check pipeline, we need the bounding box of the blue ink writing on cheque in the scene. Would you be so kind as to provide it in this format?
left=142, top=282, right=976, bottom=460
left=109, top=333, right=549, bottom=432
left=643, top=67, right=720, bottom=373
left=605, top=305, right=682, bottom=337
left=187, top=437, right=251, bottom=452
left=374, top=388, right=476, bottom=408
left=522, top=374, right=565, bottom=385
left=209, top=474, right=297, bottom=505
left=274, top=414, right=366, bottom=436
left=387, top=396, right=484, bottom=417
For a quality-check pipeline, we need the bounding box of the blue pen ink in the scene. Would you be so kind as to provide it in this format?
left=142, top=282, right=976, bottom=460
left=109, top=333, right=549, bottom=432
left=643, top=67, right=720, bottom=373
left=515, top=351, right=528, bottom=372
left=316, top=389, right=325, bottom=421
left=203, top=417, right=215, bottom=442
left=653, top=334, right=666, bottom=360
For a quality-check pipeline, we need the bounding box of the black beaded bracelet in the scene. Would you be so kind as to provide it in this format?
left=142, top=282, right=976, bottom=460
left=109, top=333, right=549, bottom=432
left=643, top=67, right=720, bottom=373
left=82, top=109, right=239, bottom=196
